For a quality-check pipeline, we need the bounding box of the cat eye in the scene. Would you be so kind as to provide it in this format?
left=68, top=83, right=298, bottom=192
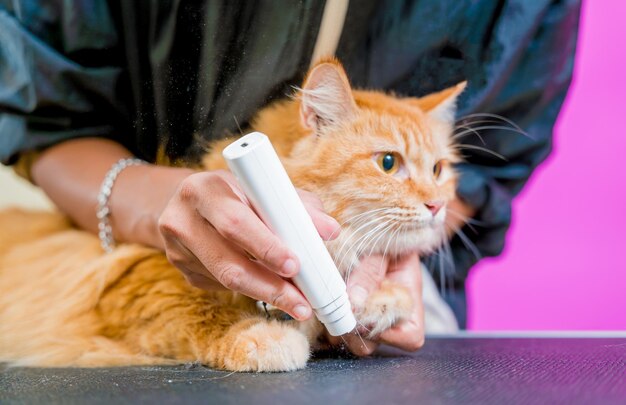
left=377, top=152, right=400, bottom=175
left=433, top=161, right=443, bottom=179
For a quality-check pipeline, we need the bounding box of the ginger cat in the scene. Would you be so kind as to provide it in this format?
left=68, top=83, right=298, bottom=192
left=0, top=59, right=464, bottom=372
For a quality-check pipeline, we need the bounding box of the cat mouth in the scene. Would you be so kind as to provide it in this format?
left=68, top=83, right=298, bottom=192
left=332, top=216, right=446, bottom=264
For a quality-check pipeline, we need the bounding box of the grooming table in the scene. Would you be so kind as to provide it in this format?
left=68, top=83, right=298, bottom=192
left=2, top=334, right=624, bottom=404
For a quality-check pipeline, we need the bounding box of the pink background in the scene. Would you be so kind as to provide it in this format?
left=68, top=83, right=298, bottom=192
left=466, top=0, right=626, bottom=330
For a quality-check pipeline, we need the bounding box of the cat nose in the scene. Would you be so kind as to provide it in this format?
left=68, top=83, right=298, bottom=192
left=424, top=200, right=444, bottom=216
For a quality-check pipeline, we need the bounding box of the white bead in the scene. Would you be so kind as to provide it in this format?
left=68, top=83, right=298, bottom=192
left=96, top=158, right=146, bottom=253
left=96, top=207, right=109, bottom=219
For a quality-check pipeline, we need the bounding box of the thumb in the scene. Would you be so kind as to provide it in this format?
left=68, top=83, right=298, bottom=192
left=347, top=254, right=388, bottom=308
left=297, top=189, right=341, bottom=241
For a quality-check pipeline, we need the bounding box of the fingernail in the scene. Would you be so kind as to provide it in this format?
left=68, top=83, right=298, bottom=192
left=293, top=305, right=311, bottom=320
left=350, top=286, right=368, bottom=307
left=282, top=259, right=297, bottom=276
left=325, top=214, right=340, bottom=229
left=322, top=215, right=341, bottom=239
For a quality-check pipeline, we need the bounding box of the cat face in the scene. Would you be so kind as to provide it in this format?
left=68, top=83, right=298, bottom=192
left=288, top=60, right=465, bottom=259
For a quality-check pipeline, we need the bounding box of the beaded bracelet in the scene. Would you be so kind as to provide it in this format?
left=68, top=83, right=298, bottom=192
left=96, top=158, right=146, bottom=252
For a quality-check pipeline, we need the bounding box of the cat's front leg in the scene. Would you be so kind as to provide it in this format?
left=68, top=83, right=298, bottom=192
left=354, top=280, right=413, bottom=338
left=208, top=318, right=311, bottom=372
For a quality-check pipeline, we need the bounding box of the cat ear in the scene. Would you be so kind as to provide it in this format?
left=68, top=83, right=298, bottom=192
left=407, top=81, right=467, bottom=122
left=300, top=59, right=358, bottom=131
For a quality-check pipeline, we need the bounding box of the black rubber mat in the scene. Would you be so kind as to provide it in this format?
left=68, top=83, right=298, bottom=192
left=1, top=337, right=624, bottom=404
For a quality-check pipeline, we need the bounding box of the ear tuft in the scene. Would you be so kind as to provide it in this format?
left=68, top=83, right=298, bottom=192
left=299, top=60, right=357, bottom=131
left=407, top=81, right=467, bottom=123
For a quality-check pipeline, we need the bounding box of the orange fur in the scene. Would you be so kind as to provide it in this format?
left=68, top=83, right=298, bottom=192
left=0, top=60, right=464, bottom=371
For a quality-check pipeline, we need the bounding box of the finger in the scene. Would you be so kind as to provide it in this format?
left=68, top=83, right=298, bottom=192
left=386, top=252, right=423, bottom=302
left=160, top=200, right=313, bottom=320
left=341, top=331, right=379, bottom=356
left=162, top=233, right=228, bottom=290
left=296, top=189, right=325, bottom=211
left=183, top=270, right=226, bottom=291
left=194, top=176, right=300, bottom=278
left=297, top=189, right=341, bottom=241
left=346, top=254, right=388, bottom=308
left=378, top=316, right=425, bottom=352
left=325, top=332, right=378, bottom=356
left=214, top=253, right=312, bottom=321
left=379, top=252, right=425, bottom=351
left=184, top=215, right=312, bottom=320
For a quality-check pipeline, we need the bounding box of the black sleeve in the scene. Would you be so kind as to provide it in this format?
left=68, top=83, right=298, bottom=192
left=442, top=0, right=582, bottom=286
left=420, top=0, right=580, bottom=327
left=0, top=0, right=130, bottom=165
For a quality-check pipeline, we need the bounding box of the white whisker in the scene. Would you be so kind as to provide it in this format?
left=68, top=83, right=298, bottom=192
left=452, top=125, right=528, bottom=141
left=342, top=218, right=395, bottom=285
left=446, top=208, right=481, bottom=233
left=453, top=143, right=508, bottom=161
left=453, top=124, right=487, bottom=145
left=456, top=112, right=526, bottom=134
left=334, top=214, right=393, bottom=273
left=326, top=207, right=390, bottom=240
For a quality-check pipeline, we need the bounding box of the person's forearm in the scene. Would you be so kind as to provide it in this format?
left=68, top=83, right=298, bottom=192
left=31, top=138, right=132, bottom=235
left=31, top=138, right=193, bottom=249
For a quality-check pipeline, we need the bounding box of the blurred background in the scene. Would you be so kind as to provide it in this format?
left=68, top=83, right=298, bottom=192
left=467, top=0, right=626, bottom=330
left=1, top=0, right=623, bottom=331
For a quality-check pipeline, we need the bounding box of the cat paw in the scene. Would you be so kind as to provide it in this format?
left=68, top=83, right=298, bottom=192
left=220, top=321, right=310, bottom=372
left=355, top=281, right=413, bottom=338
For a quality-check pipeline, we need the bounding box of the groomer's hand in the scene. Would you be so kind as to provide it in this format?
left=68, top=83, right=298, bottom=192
left=158, top=170, right=340, bottom=321
left=327, top=252, right=425, bottom=355
left=31, top=138, right=338, bottom=319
